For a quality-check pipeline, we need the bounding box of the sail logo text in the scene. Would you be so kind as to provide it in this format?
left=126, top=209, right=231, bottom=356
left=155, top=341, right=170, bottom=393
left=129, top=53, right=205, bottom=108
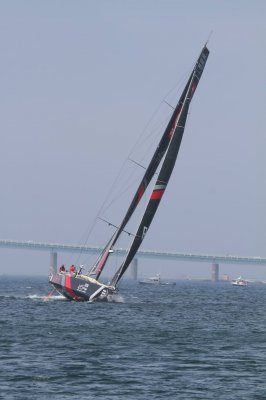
left=142, top=226, right=148, bottom=239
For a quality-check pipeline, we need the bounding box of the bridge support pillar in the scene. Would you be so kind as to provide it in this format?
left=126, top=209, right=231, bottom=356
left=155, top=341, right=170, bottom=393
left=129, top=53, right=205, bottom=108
left=211, top=263, right=219, bottom=282
left=50, top=252, right=57, bottom=274
left=130, top=258, right=138, bottom=280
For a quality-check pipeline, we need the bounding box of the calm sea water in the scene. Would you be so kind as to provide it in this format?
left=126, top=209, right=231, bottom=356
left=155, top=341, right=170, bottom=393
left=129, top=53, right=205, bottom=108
left=0, top=276, right=266, bottom=400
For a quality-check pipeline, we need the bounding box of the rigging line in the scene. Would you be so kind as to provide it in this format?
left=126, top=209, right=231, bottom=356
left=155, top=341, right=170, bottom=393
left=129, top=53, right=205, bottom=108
left=73, top=194, right=118, bottom=267
left=123, top=115, right=171, bottom=187
left=76, top=124, right=162, bottom=262
left=128, top=158, right=146, bottom=170
left=128, top=101, right=167, bottom=157
left=95, top=160, right=128, bottom=215
left=98, top=217, right=138, bottom=237
left=126, top=86, right=179, bottom=160
left=128, top=67, right=189, bottom=158
left=134, top=112, right=171, bottom=153
left=164, top=100, right=175, bottom=110
left=98, top=139, right=158, bottom=215
left=93, top=108, right=168, bottom=218
left=100, top=111, right=172, bottom=214
left=77, top=110, right=184, bottom=266
left=94, top=85, right=181, bottom=219
left=78, top=116, right=166, bottom=256
left=129, top=69, right=190, bottom=157
left=162, top=70, right=190, bottom=103
left=128, top=158, right=159, bottom=176
left=130, top=79, right=195, bottom=163
left=74, top=66, right=191, bottom=264
left=74, top=219, right=99, bottom=267
left=72, top=166, right=130, bottom=267
left=97, top=162, right=158, bottom=217
left=98, top=168, right=144, bottom=215
left=75, top=158, right=131, bottom=261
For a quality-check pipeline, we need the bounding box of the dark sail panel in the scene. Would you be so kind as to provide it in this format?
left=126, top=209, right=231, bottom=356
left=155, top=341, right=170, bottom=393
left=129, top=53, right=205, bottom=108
left=111, top=45, right=209, bottom=287
left=90, top=66, right=196, bottom=279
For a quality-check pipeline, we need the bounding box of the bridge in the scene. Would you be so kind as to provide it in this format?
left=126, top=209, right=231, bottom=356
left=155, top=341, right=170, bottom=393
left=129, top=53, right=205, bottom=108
left=0, top=239, right=265, bottom=281
left=0, top=239, right=265, bottom=265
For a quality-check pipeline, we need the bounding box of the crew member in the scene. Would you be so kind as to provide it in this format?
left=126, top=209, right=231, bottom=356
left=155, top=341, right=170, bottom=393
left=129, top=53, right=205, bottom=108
left=59, top=265, right=65, bottom=273
left=69, top=265, right=76, bottom=274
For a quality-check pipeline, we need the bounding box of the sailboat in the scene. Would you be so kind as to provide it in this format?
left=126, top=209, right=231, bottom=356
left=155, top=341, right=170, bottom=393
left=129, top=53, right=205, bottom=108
left=49, top=44, right=210, bottom=301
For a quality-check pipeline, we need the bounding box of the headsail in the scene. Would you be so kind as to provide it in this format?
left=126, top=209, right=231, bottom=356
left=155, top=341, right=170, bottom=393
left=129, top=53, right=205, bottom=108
left=89, top=63, right=198, bottom=280
left=111, top=45, right=209, bottom=287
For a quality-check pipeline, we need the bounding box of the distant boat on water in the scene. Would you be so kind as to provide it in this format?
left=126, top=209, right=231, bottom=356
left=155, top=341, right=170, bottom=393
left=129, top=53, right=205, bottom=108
left=139, top=274, right=176, bottom=286
left=231, top=276, right=248, bottom=287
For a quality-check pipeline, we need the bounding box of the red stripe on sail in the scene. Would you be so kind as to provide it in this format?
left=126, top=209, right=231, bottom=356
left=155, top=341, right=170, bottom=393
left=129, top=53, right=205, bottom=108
left=150, top=190, right=164, bottom=200
left=95, top=252, right=109, bottom=273
left=168, top=127, right=174, bottom=140
left=191, top=82, right=197, bottom=95
left=168, top=106, right=181, bottom=140
left=137, top=183, right=145, bottom=203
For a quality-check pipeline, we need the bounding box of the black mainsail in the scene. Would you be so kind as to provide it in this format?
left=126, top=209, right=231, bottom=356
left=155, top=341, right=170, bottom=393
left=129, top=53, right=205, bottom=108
left=89, top=61, right=197, bottom=280
left=111, top=45, right=209, bottom=287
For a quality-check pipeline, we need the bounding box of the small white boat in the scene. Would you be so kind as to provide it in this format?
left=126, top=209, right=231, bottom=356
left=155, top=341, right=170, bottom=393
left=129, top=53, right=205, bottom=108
left=231, top=276, right=248, bottom=286
left=139, top=274, right=161, bottom=285
left=139, top=274, right=176, bottom=286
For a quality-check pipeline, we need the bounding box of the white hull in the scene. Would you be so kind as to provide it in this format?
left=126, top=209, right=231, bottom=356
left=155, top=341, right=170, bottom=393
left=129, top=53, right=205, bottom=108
left=231, top=278, right=247, bottom=287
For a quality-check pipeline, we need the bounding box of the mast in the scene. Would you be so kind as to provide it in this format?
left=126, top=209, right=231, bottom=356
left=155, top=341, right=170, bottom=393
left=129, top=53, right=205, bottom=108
left=111, top=45, right=209, bottom=287
left=90, top=66, right=196, bottom=280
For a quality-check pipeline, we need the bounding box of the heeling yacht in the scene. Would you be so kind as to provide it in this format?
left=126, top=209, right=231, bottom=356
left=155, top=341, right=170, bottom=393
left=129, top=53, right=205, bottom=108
left=49, top=44, right=210, bottom=302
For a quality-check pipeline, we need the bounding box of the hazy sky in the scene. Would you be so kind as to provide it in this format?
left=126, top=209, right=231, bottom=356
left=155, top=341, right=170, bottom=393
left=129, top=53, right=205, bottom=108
left=0, top=0, right=265, bottom=279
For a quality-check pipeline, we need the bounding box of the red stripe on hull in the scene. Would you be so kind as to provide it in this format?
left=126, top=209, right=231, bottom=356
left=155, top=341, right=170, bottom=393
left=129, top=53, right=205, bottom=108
left=65, top=275, right=80, bottom=301
left=150, top=190, right=164, bottom=200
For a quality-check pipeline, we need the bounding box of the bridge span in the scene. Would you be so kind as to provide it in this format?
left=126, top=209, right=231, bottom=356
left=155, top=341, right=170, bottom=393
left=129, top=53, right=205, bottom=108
left=0, top=239, right=265, bottom=265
